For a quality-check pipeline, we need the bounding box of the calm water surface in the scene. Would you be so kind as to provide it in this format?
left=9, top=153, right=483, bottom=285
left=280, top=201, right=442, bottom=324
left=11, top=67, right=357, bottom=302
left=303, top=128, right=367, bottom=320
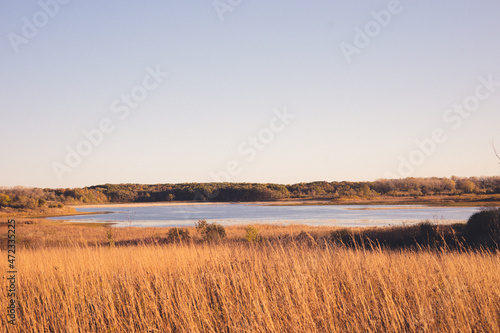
left=49, top=204, right=481, bottom=228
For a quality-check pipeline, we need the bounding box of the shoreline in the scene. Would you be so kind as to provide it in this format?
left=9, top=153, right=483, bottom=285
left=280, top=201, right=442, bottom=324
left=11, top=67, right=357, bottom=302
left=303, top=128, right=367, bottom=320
left=69, top=201, right=246, bottom=209
left=69, top=200, right=333, bottom=209
left=69, top=199, right=498, bottom=209
left=45, top=219, right=468, bottom=230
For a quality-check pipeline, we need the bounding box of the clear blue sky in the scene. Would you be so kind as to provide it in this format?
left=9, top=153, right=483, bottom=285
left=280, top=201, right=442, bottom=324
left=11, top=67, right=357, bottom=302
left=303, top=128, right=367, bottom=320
left=1, top=0, right=499, bottom=188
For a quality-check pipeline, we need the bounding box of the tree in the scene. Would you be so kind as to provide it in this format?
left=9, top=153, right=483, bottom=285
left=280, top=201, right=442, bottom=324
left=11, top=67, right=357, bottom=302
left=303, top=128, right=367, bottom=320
left=0, top=194, right=10, bottom=207
left=457, top=179, right=476, bottom=194
left=359, top=184, right=372, bottom=197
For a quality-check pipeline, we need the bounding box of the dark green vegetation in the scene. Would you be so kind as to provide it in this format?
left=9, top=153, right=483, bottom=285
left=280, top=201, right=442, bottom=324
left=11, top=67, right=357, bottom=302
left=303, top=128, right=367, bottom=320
left=195, top=219, right=227, bottom=242
left=465, top=208, right=500, bottom=248
left=1, top=177, right=499, bottom=211
left=166, top=227, right=191, bottom=243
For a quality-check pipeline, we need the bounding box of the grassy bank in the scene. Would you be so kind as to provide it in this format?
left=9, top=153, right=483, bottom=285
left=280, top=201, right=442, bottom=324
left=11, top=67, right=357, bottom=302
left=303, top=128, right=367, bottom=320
left=0, top=206, right=78, bottom=218
left=267, top=194, right=500, bottom=207
left=1, top=220, right=338, bottom=249
left=0, top=216, right=491, bottom=251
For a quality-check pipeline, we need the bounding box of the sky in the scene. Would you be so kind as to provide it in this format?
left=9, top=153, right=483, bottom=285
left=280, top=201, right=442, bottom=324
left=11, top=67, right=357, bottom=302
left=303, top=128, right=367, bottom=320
left=1, top=0, right=500, bottom=189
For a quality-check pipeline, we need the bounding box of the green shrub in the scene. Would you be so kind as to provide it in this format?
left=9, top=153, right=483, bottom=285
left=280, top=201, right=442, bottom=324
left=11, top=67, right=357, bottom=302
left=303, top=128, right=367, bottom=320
left=0, top=194, right=11, bottom=207
left=167, top=228, right=190, bottom=243
left=466, top=208, right=500, bottom=248
left=106, top=228, right=115, bottom=248
left=195, top=220, right=226, bottom=242
left=245, top=226, right=261, bottom=243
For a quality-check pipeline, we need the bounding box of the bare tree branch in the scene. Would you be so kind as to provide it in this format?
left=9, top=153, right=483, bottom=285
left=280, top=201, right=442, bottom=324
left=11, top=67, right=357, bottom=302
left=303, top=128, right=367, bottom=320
left=493, top=141, right=500, bottom=164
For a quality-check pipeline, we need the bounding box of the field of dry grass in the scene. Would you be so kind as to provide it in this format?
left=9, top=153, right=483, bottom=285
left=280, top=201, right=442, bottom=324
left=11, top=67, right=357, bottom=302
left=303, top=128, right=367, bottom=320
left=1, top=222, right=500, bottom=332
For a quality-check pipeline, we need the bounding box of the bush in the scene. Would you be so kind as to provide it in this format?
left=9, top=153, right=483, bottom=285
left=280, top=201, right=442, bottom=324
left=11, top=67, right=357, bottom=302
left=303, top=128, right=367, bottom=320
left=106, top=228, right=115, bottom=248
left=330, top=228, right=353, bottom=244
left=245, top=226, right=261, bottom=243
left=0, top=194, right=11, bottom=207
left=195, top=220, right=226, bottom=242
left=466, top=208, right=500, bottom=248
left=296, top=231, right=318, bottom=246
left=418, top=221, right=438, bottom=246
left=167, top=228, right=190, bottom=243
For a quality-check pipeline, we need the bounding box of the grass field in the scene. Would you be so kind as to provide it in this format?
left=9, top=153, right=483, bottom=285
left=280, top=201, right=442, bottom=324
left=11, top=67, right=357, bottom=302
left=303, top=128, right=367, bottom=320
left=1, top=222, right=500, bottom=332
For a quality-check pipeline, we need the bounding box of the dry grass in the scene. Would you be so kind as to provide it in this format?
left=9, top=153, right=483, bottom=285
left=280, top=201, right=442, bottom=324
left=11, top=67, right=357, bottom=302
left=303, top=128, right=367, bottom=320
left=0, top=220, right=338, bottom=249
left=0, top=206, right=77, bottom=218
left=1, top=222, right=500, bottom=332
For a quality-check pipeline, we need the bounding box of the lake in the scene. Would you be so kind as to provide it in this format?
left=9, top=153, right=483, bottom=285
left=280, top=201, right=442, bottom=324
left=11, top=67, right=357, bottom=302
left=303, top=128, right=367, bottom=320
left=49, top=204, right=481, bottom=228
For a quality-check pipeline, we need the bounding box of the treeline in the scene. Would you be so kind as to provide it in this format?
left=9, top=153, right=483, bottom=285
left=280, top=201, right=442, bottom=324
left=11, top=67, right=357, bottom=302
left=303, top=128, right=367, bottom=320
left=0, top=176, right=499, bottom=209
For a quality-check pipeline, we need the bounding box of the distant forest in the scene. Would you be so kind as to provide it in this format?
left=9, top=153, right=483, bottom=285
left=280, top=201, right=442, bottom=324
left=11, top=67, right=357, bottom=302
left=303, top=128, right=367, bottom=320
left=0, top=177, right=499, bottom=210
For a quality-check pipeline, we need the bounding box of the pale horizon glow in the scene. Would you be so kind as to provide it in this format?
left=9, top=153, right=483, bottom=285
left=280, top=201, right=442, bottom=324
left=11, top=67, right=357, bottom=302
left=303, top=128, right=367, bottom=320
left=1, top=0, right=500, bottom=189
